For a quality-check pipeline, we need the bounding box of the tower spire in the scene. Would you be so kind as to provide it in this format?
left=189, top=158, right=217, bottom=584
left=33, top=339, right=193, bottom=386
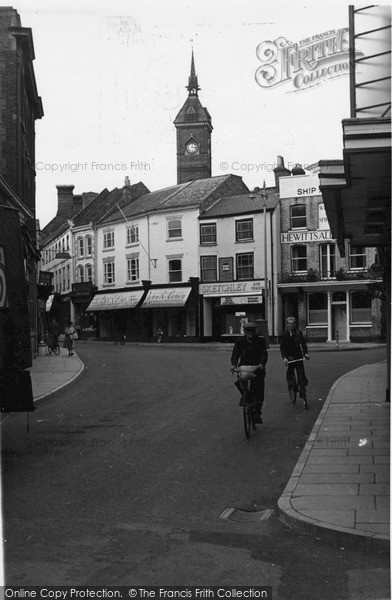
left=186, top=49, right=200, bottom=96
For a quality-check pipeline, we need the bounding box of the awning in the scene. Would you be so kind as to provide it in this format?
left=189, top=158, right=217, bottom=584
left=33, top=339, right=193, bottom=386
left=141, top=287, right=192, bottom=308
left=45, top=294, right=54, bottom=312
left=86, top=290, right=144, bottom=311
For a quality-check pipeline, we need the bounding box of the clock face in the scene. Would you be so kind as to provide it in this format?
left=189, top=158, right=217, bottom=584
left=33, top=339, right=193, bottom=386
left=186, top=141, right=198, bottom=154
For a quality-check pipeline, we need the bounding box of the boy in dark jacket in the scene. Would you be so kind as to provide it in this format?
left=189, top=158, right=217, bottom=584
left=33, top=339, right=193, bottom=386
left=280, top=317, right=309, bottom=403
left=231, top=322, right=268, bottom=423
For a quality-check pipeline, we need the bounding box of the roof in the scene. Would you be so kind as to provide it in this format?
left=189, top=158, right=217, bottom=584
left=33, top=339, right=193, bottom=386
left=100, top=174, right=249, bottom=225
left=174, top=94, right=212, bottom=126
left=199, top=187, right=279, bottom=219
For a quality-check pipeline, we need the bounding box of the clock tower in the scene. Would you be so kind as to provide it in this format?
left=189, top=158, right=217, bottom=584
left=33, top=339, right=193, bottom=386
left=174, top=52, right=213, bottom=184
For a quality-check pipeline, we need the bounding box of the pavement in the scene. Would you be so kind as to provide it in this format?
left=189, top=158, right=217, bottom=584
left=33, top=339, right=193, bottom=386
left=13, top=341, right=392, bottom=550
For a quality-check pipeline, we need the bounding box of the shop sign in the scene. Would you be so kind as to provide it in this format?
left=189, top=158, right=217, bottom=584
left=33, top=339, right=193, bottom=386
left=281, top=230, right=334, bottom=243
left=221, top=296, right=262, bottom=305
left=142, top=287, right=191, bottom=308
left=199, top=280, right=263, bottom=296
left=86, top=290, right=144, bottom=311
left=279, top=172, right=321, bottom=199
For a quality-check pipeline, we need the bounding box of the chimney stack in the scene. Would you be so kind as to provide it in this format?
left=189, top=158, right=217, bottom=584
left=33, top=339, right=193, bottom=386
left=273, top=156, right=291, bottom=187
left=56, top=185, right=75, bottom=220
left=73, top=194, right=83, bottom=214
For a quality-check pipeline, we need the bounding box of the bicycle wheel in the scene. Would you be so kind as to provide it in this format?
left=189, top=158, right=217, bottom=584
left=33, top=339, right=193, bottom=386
left=47, top=345, right=53, bottom=355
left=243, top=405, right=252, bottom=438
left=53, top=344, right=60, bottom=356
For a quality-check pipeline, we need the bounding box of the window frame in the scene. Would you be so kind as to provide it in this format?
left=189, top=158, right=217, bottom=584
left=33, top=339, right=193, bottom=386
left=127, top=257, right=140, bottom=282
left=126, top=225, right=139, bottom=246
left=290, top=205, right=307, bottom=230
left=200, top=255, right=218, bottom=282
left=320, top=243, right=336, bottom=279
left=349, top=245, right=367, bottom=270
left=77, top=236, right=84, bottom=259
left=291, top=245, right=308, bottom=273
left=200, top=223, right=217, bottom=245
left=236, top=252, right=254, bottom=280
left=235, top=218, right=254, bottom=242
left=103, top=230, right=115, bottom=250
left=168, top=258, right=182, bottom=282
left=85, top=235, right=92, bottom=257
left=103, top=260, right=115, bottom=285
left=307, top=292, right=328, bottom=326
left=350, top=290, right=372, bottom=324
left=167, top=219, right=182, bottom=240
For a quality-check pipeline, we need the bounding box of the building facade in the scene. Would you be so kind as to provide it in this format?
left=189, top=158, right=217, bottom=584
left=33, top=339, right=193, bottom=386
left=277, top=169, right=383, bottom=342
left=198, top=188, right=280, bottom=342
left=0, top=7, right=43, bottom=365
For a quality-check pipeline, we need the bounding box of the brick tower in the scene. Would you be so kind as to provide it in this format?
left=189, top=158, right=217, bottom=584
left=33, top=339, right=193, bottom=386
left=174, top=51, right=213, bottom=184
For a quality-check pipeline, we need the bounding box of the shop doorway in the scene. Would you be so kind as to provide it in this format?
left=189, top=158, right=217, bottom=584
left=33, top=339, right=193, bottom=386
left=332, top=304, right=347, bottom=341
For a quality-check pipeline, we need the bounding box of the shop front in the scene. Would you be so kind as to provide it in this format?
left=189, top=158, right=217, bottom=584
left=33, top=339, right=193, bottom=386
left=199, top=280, right=265, bottom=341
left=86, top=289, right=145, bottom=340
left=140, top=285, right=198, bottom=342
left=279, top=281, right=383, bottom=342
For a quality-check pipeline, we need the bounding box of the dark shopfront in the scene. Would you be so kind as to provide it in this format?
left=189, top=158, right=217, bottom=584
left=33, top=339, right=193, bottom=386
left=86, top=283, right=200, bottom=342
left=199, top=280, right=265, bottom=342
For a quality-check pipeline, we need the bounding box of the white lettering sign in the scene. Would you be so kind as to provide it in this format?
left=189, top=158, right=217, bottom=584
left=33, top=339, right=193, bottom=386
left=199, top=280, right=263, bottom=296
left=281, top=230, right=335, bottom=243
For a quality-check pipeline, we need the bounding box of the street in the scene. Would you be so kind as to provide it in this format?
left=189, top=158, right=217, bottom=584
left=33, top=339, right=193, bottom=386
left=1, top=343, right=389, bottom=598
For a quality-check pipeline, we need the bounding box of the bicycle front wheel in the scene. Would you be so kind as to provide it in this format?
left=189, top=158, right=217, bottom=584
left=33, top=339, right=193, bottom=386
left=53, top=345, right=60, bottom=355
left=243, top=405, right=252, bottom=438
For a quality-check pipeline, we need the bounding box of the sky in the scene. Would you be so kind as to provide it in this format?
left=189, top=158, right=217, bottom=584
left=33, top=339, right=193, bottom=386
left=7, top=0, right=355, bottom=227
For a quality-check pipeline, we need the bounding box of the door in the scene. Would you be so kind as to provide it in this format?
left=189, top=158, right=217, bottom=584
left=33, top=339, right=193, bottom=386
left=332, top=305, right=347, bottom=341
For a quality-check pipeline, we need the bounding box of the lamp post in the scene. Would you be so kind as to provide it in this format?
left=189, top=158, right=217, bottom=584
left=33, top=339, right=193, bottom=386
left=261, top=182, right=268, bottom=327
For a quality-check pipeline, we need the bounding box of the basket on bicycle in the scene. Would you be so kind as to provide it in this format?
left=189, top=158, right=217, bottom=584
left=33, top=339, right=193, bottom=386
left=237, top=365, right=259, bottom=381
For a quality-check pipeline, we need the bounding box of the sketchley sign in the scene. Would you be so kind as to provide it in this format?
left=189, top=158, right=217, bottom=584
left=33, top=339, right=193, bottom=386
left=255, top=27, right=355, bottom=92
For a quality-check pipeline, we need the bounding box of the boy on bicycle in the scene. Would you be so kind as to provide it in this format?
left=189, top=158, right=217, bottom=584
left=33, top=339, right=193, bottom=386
left=280, top=317, right=309, bottom=403
left=231, top=322, right=268, bottom=424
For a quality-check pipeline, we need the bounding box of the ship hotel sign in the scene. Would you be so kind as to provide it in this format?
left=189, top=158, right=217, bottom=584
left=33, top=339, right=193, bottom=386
left=255, top=27, right=353, bottom=91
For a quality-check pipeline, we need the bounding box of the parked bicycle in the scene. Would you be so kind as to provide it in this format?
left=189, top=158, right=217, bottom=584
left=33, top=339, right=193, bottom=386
left=233, top=365, right=262, bottom=438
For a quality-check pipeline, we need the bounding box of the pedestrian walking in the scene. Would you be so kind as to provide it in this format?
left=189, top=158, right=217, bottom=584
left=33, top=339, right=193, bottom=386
left=280, top=317, right=309, bottom=403
left=64, top=321, right=77, bottom=356
left=230, top=322, right=268, bottom=423
left=46, top=317, right=60, bottom=352
left=156, top=327, right=163, bottom=343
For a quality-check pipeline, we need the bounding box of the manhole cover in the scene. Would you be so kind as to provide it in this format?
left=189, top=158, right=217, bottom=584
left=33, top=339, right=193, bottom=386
left=220, top=508, right=274, bottom=522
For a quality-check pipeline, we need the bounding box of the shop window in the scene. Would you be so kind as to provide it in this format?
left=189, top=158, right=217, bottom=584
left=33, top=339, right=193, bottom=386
left=77, top=265, right=84, bottom=283
left=103, top=260, right=115, bottom=284
left=290, top=205, right=307, bottom=229
left=127, top=257, right=139, bottom=282
left=86, top=235, right=92, bottom=257
left=200, top=223, right=216, bottom=245
left=320, top=244, right=336, bottom=278
left=349, top=245, right=366, bottom=269
left=168, top=259, right=182, bottom=282
left=350, top=291, right=372, bottom=323
left=66, top=265, right=70, bottom=289
left=77, top=237, right=84, bottom=258
left=127, top=225, right=139, bottom=245
left=291, top=246, right=307, bottom=272
left=236, top=219, right=253, bottom=242
left=168, top=219, right=182, bottom=239
left=308, top=292, right=328, bottom=325
left=236, top=253, right=254, bottom=280
left=85, top=264, right=92, bottom=282
left=201, top=256, right=217, bottom=282
left=104, top=230, right=115, bottom=250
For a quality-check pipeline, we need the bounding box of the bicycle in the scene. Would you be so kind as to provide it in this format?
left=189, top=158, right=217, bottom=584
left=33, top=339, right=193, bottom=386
left=285, top=357, right=309, bottom=410
left=233, top=366, right=261, bottom=439
left=46, top=333, right=60, bottom=356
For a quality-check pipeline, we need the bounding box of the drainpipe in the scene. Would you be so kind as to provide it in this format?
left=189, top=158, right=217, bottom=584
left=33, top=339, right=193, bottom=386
left=147, top=215, right=151, bottom=280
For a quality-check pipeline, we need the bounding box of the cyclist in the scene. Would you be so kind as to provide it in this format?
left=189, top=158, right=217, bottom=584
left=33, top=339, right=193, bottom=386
left=231, top=322, right=268, bottom=424
left=280, top=317, right=309, bottom=403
